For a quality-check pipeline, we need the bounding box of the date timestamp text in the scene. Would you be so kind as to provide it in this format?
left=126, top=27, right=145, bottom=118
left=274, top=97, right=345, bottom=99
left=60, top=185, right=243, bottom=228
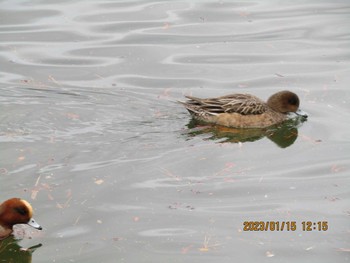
left=243, top=221, right=328, bottom=231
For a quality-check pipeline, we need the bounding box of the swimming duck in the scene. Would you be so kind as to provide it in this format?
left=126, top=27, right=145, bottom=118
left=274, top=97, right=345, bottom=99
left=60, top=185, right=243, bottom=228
left=0, top=198, right=42, bottom=240
left=180, top=90, right=307, bottom=128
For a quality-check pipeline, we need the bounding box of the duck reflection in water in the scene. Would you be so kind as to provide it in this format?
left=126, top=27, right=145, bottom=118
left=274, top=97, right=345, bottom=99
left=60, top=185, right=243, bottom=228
left=0, top=236, right=42, bottom=263
left=185, top=116, right=307, bottom=148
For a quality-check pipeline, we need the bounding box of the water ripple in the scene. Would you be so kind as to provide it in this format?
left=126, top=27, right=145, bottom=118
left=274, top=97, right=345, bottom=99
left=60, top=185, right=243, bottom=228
left=139, top=228, right=196, bottom=237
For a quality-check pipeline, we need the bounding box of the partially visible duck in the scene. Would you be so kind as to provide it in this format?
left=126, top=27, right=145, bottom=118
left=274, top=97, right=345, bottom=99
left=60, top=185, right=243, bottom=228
left=180, top=90, right=307, bottom=128
left=0, top=198, right=42, bottom=240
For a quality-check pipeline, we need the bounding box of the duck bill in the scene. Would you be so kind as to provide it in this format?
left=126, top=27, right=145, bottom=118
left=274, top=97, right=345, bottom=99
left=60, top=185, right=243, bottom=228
left=295, top=109, right=308, bottom=118
left=27, top=218, right=42, bottom=230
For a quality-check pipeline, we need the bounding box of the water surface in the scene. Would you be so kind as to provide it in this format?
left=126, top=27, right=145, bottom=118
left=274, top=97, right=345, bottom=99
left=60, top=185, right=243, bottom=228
left=0, top=0, right=349, bottom=262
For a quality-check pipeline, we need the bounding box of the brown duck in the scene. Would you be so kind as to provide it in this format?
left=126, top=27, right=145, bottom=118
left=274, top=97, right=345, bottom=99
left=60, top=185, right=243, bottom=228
left=180, top=90, right=307, bottom=128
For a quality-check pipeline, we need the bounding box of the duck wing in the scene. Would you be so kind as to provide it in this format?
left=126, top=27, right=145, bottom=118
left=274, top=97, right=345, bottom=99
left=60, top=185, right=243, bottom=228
left=184, top=94, right=268, bottom=115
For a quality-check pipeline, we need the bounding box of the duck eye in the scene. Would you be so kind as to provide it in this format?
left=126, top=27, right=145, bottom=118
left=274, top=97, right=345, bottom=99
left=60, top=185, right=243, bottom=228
left=288, top=98, right=298, bottom=105
left=14, top=206, right=28, bottom=216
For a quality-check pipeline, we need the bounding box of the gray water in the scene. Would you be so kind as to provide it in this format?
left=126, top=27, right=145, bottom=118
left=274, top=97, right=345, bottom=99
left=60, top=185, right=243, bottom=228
left=0, top=0, right=349, bottom=262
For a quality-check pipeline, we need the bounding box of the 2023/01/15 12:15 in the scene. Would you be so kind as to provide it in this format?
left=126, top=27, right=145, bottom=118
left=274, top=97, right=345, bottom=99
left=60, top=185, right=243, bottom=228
left=243, top=221, right=328, bottom=231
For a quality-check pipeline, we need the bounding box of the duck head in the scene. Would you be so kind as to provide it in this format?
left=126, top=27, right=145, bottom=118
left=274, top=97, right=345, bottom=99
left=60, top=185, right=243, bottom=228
left=267, top=90, right=307, bottom=118
left=0, top=198, right=42, bottom=231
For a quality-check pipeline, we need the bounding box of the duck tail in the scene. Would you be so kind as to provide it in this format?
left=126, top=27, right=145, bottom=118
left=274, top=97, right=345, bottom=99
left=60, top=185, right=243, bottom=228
left=177, top=100, right=200, bottom=115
